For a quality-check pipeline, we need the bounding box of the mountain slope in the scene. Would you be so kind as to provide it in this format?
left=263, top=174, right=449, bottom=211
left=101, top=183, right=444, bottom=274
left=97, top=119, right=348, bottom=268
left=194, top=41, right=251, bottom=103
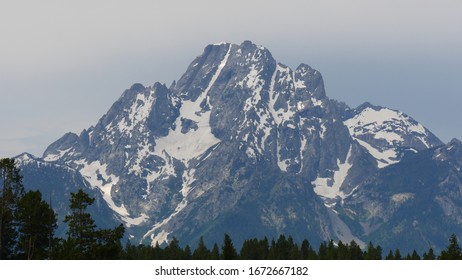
left=341, top=139, right=462, bottom=253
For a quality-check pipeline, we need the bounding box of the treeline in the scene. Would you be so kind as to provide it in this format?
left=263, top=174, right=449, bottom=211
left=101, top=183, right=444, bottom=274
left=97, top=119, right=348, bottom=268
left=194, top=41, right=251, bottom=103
left=2, top=158, right=462, bottom=260
left=120, top=233, right=462, bottom=260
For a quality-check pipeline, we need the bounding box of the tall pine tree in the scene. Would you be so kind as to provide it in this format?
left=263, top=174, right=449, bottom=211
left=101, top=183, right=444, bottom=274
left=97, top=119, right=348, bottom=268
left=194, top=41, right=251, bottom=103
left=16, top=190, right=57, bottom=259
left=440, top=234, right=462, bottom=260
left=62, top=189, right=124, bottom=259
left=0, top=158, right=24, bottom=259
left=63, top=189, right=97, bottom=259
left=193, top=236, right=210, bottom=260
left=221, top=233, right=237, bottom=260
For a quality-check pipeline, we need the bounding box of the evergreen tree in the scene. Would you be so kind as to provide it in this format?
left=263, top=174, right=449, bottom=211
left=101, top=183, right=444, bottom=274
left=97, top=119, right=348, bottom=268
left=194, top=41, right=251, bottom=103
left=183, top=245, right=192, bottom=260
left=385, top=250, right=394, bottom=260
left=240, top=238, right=260, bottom=259
left=221, top=233, right=237, bottom=260
left=63, top=189, right=97, bottom=259
left=394, top=249, right=402, bottom=260
left=193, top=236, right=210, bottom=260
left=364, top=242, right=382, bottom=260
left=62, top=189, right=125, bottom=259
left=439, top=234, right=462, bottom=260
left=410, top=250, right=420, bottom=260
left=210, top=243, right=220, bottom=259
left=300, top=239, right=317, bottom=260
left=326, top=240, right=337, bottom=260
left=318, top=241, right=328, bottom=260
left=258, top=237, right=270, bottom=259
left=271, top=235, right=291, bottom=259
left=348, top=240, right=363, bottom=260
left=422, top=248, right=436, bottom=260
left=0, top=158, right=25, bottom=259
left=16, top=190, right=57, bottom=259
left=337, top=241, right=348, bottom=260
left=93, top=224, right=125, bottom=259
left=290, top=243, right=301, bottom=260
left=165, top=236, right=183, bottom=259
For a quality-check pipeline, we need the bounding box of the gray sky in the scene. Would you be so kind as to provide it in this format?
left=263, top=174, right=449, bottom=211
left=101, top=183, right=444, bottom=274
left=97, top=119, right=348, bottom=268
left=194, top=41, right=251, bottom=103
left=1, top=0, right=461, bottom=158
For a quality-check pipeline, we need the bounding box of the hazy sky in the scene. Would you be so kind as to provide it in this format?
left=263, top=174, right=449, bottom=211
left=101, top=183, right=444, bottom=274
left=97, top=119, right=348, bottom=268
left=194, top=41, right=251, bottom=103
left=1, top=0, right=461, bottom=158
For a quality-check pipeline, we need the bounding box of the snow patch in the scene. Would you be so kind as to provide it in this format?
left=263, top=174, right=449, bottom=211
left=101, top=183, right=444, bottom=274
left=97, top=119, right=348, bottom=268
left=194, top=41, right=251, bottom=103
left=355, top=138, right=398, bottom=168
left=391, top=193, right=415, bottom=203
left=78, top=160, right=148, bottom=227
left=117, top=91, right=156, bottom=137
left=344, top=107, right=430, bottom=147
left=268, top=64, right=296, bottom=125
left=312, top=145, right=353, bottom=199
left=151, top=230, right=170, bottom=246
left=43, top=147, right=73, bottom=162
left=154, top=45, right=231, bottom=163
left=142, top=167, right=198, bottom=246
left=344, top=106, right=431, bottom=167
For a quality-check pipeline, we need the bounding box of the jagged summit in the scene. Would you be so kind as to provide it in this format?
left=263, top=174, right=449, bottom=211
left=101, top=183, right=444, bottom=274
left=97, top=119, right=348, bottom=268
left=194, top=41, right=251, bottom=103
left=15, top=41, right=460, bottom=253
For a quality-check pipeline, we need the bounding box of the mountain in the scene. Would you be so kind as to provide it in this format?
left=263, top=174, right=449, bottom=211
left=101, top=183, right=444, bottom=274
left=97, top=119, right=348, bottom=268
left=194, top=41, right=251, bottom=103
left=15, top=41, right=457, bottom=253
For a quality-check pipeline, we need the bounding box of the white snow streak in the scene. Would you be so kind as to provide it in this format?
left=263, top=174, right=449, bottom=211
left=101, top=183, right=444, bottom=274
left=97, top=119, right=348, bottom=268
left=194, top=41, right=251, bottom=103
left=312, top=145, right=353, bottom=199
left=43, top=147, right=73, bottom=162
left=78, top=160, right=148, bottom=227
left=154, top=45, right=231, bottom=163
left=118, top=91, right=156, bottom=137
left=344, top=106, right=431, bottom=167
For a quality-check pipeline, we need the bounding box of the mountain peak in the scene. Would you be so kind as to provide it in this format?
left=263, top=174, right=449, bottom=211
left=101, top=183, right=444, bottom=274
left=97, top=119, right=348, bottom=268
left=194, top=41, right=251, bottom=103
left=344, top=103, right=443, bottom=168
left=129, top=83, right=146, bottom=92
left=434, top=138, right=462, bottom=163
left=448, top=138, right=462, bottom=147
left=356, top=102, right=383, bottom=112
left=15, top=152, right=38, bottom=165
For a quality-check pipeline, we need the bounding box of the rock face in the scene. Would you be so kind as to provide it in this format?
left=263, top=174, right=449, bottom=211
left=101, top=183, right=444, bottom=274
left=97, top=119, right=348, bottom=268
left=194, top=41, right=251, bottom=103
left=16, top=41, right=458, bottom=253
left=341, top=139, right=462, bottom=253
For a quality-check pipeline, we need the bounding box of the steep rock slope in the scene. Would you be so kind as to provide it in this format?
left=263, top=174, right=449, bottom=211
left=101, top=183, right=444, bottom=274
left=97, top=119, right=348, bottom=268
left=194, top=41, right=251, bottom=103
left=342, top=139, right=462, bottom=253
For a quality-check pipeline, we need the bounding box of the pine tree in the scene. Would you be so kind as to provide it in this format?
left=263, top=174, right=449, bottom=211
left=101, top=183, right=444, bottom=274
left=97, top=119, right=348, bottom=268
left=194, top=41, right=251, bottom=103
left=337, top=241, right=348, bottom=260
left=240, top=238, right=259, bottom=259
left=326, top=240, right=337, bottom=260
left=440, top=234, right=462, bottom=260
left=193, top=236, right=210, bottom=260
left=385, top=250, right=394, bottom=260
left=258, top=237, right=270, bottom=259
left=183, top=245, right=192, bottom=260
left=392, top=248, right=401, bottom=260
left=318, top=241, right=328, bottom=260
left=423, top=248, right=436, bottom=260
left=300, top=239, right=317, bottom=260
left=63, top=189, right=97, bottom=259
left=165, top=236, right=183, bottom=259
left=210, top=243, right=220, bottom=259
left=410, top=250, right=420, bottom=260
left=364, top=242, right=382, bottom=260
left=62, top=189, right=125, bottom=259
left=348, top=240, right=363, bottom=260
left=94, top=224, right=125, bottom=259
left=221, top=233, right=237, bottom=260
left=0, top=158, right=25, bottom=259
left=16, top=190, right=57, bottom=259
